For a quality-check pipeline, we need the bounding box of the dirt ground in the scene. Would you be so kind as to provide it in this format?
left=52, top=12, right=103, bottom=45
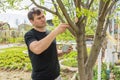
left=0, top=70, right=31, bottom=80
left=0, top=69, right=75, bottom=80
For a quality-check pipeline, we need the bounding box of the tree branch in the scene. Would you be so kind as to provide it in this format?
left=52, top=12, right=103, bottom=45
left=86, top=0, right=90, bottom=5
left=30, top=0, right=56, bottom=15
left=77, top=16, right=86, bottom=26
left=85, top=0, right=118, bottom=69
left=99, top=0, right=105, bottom=15
left=51, top=0, right=76, bottom=36
left=76, top=0, right=81, bottom=9
left=73, top=0, right=77, bottom=7
left=85, top=0, right=111, bottom=69
left=51, top=0, right=65, bottom=22
left=104, top=0, right=117, bottom=18
left=88, top=0, right=94, bottom=9
left=99, top=0, right=110, bottom=18
left=56, top=0, right=79, bottom=33
left=74, top=0, right=85, bottom=8
left=102, top=18, right=109, bottom=35
left=57, top=13, right=76, bottom=36
left=19, top=3, right=33, bottom=10
left=51, top=0, right=58, bottom=12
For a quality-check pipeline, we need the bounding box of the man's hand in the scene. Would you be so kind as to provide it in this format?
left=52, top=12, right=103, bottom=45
left=62, top=45, right=73, bottom=54
left=57, top=45, right=73, bottom=57
left=54, top=23, right=69, bottom=35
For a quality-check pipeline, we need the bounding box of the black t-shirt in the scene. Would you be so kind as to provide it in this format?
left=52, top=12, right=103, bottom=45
left=24, top=29, right=60, bottom=80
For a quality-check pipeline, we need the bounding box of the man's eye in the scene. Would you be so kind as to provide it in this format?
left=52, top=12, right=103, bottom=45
left=38, top=17, right=41, bottom=19
left=42, top=16, right=44, bottom=18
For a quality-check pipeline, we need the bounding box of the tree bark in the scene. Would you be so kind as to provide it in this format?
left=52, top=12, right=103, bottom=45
left=76, top=22, right=87, bottom=80
left=76, top=36, right=86, bottom=80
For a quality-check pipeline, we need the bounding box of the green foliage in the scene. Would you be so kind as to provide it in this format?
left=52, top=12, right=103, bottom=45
left=93, top=63, right=120, bottom=80
left=63, top=51, right=77, bottom=59
left=60, top=51, right=77, bottom=67
left=56, top=30, right=75, bottom=41
left=0, top=46, right=32, bottom=71
left=40, top=0, right=45, bottom=5
left=85, top=11, right=97, bottom=35
left=93, top=63, right=108, bottom=80
left=9, top=37, right=24, bottom=43
left=103, top=0, right=109, bottom=2
left=87, top=47, right=91, bottom=54
left=112, top=66, right=120, bottom=79
left=116, top=4, right=120, bottom=11
left=62, top=58, right=77, bottom=67
left=52, top=15, right=75, bottom=41
left=77, top=8, right=97, bottom=35
left=0, top=37, right=24, bottom=44
left=76, top=8, right=97, bottom=18
left=7, top=0, right=15, bottom=6
left=75, top=2, right=98, bottom=36
left=60, top=47, right=91, bottom=67
left=52, top=15, right=60, bottom=27
left=5, top=0, right=23, bottom=9
left=63, top=0, right=76, bottom=19
left=85, top=26, right=95, bottom=35
left=52, top=9, right=96, bottom=39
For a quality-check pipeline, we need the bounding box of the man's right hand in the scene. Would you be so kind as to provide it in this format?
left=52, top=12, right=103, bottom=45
left=54, top=23, right=69, bottom=35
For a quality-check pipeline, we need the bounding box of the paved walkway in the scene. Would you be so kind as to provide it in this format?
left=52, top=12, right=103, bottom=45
left=0, top=44, right=15, bottom=49
left=0, top=43, right=25, bottom=49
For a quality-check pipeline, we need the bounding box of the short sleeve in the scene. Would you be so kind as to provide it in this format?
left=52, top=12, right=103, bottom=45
left=24, top=31, right=37, bottom=47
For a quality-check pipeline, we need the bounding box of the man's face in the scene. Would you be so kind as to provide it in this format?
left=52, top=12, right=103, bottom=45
left=31, top=12, right=46, bottom=28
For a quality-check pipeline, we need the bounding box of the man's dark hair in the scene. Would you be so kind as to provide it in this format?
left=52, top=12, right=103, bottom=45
left=28, top=7, right=43, bottom=20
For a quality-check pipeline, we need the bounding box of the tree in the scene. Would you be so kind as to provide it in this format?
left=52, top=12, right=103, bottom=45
left=1, top=0, right=119, bottom=80
left=30, top=0, right=118, bottom=80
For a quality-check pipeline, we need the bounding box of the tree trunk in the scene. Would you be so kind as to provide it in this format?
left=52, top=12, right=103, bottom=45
left=86, top=68, right=93, bottom=80
left=76, top=35, right=87, bottom=80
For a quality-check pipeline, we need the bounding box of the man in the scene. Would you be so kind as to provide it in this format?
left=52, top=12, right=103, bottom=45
left=24, top=7, right=72, bottom=80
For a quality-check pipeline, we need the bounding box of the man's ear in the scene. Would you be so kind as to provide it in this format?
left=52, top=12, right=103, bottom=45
left=30, top=20, right=34, bottom=24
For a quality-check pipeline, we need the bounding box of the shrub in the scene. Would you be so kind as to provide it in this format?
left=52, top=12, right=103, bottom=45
left=0, top=46, right=32, bottom=71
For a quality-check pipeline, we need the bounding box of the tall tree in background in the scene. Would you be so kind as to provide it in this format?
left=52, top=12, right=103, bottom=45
left=1, top=0, right=119, bottom=80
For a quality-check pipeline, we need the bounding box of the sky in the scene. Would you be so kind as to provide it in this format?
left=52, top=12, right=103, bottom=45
left=0, top=0, right=53, bottom=28
left=0, top=12, right=30, bottom=28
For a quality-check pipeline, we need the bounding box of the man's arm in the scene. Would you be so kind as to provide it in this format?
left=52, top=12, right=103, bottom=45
left=29, top=23, right=69, bottom=55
